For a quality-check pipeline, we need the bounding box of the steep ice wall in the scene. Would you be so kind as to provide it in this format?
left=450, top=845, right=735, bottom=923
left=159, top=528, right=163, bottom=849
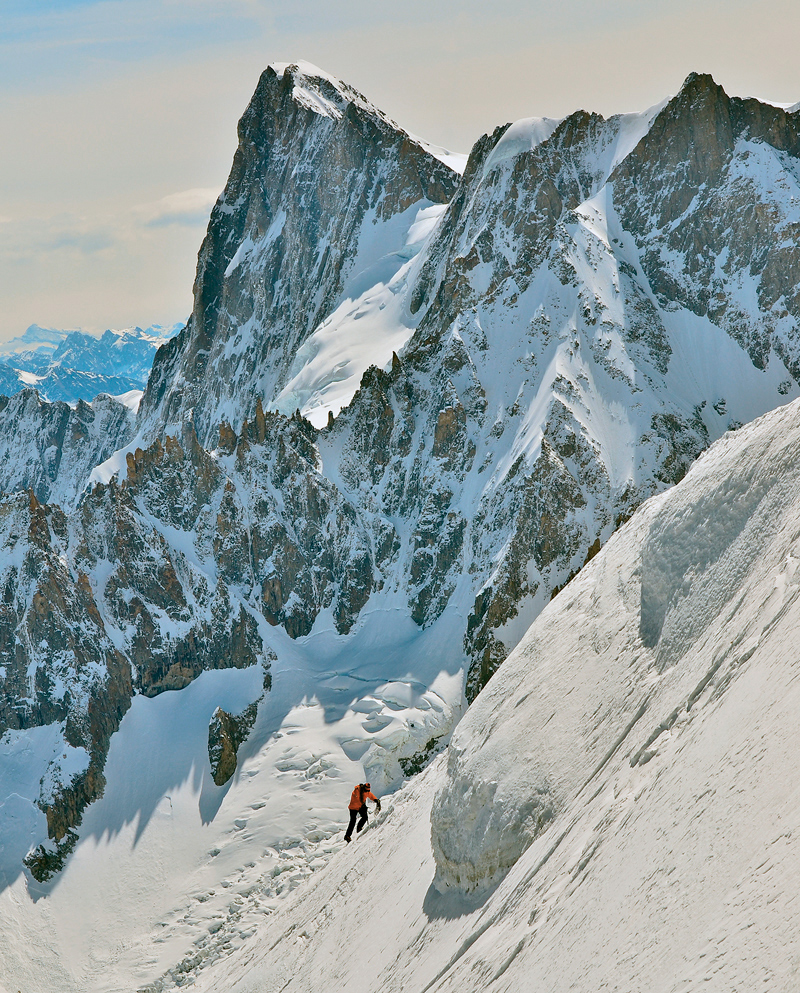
left=430, top=396, right=800, bottom=893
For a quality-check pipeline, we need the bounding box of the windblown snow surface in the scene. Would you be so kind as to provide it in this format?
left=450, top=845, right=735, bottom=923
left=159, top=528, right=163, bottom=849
left=179, top=398, right=798, bottom=993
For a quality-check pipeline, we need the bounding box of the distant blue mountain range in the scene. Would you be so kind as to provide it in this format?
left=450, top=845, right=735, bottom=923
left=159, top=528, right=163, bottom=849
left=0, top=323, right=182, bottom=404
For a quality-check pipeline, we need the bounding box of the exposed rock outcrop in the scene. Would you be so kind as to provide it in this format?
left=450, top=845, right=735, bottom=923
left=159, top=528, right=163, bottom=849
left=208, top=701, right=260, bottom=786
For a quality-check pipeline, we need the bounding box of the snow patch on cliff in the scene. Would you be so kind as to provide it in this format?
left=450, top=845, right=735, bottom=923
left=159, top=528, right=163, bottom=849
left=273, top=202, right=448, bottom=427
left=482, top=98, right=667, bottom=182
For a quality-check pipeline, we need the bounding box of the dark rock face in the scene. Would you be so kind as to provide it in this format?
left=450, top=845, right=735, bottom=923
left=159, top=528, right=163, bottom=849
left=0, top=437, right=271, bottom=869
left=139, top=64, right=458, bottom=447
left=208, top=700, right=260, bottom=786
left=0, top=491, right=131, bottom=741
left=0, top=491, right=134, bottom=881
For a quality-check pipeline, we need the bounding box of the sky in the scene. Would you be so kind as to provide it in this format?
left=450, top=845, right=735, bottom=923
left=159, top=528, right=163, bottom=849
left=0, top=0, right=797, bottom=342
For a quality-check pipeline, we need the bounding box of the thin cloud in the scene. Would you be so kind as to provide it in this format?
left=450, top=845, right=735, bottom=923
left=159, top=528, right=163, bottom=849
left=0, top=0, right=268, bottom=85
left=0, top=213, right=116, bottom=261
left=134, top=187, right=221, bottom=228
left=46, top=229, right=115, bottom=253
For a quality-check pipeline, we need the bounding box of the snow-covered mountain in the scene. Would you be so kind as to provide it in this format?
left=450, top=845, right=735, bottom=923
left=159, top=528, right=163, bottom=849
left=0, top=324, right=180, bottom=507
left=0, top=323, right=74, bottom=356
left=4, top=371, right=800, bottom=993
left=138, top=62, right=458, bottom=444
left=44, top=327, right=179, bottom=387
left=0, top=323, right=181, bottom=404
left=0, top=63, right=800, bottom=992
left=138, top=67, right=800, bottom=704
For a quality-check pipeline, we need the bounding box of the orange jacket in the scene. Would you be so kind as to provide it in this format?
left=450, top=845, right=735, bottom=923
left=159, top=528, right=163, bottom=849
left=349, top=784, right=378, bottom=810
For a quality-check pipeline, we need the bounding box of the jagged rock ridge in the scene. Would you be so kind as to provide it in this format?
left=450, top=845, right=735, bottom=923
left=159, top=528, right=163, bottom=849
left=0, top=390, right=136, bottom=506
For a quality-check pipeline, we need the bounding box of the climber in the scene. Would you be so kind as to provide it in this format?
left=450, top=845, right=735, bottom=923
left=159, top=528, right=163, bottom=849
left=344, top=782, right=381, bottom=842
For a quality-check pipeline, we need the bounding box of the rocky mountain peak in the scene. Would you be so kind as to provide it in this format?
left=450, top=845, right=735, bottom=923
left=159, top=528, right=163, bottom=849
left=677, top=69, right=726, bottom=105
left=610, top=74, right=800, bottom=374
left=616, top=72, right=733, bottom=198
left=267, top=61, right=396, bottom=128
left=138, top=62, right=459, bottom=447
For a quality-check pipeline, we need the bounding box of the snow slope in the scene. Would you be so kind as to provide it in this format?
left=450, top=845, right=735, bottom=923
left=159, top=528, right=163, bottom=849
left=272, top=97, right=668, bottom=429
left=273, top=201, right=448, bottom=427
left=0, top=599, right=464, bottom=993
left=176, top=397, right=800, bottom=993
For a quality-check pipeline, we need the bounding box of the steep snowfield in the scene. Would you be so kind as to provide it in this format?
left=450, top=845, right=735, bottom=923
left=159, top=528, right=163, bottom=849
left=481, top=98, right=668, bottom=182
left=273, top=201, right=449, bottom=427
left=273, top=98, right=674, bottom=431
left=173, top=398, right=800, bottom=993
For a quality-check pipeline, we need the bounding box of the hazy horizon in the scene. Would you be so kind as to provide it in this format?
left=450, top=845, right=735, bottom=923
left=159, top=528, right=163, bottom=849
left=1, top=0, right=797, bottom=342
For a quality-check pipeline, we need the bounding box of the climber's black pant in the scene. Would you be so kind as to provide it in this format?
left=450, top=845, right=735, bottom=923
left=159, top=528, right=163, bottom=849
left=345, top=804, right=368, bottom=841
